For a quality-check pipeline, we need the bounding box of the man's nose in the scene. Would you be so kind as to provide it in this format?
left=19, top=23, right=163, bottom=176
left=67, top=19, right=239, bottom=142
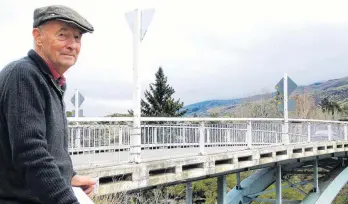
left=67, top=37, right=79, bottom=51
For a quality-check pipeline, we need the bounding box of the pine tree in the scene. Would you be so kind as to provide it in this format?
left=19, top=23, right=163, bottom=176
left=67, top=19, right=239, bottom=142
left=128, top=67, right=187, bottom=117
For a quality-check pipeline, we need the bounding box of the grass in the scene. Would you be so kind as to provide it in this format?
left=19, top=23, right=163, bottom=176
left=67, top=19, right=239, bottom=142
left=92, top=188, right=185, bottom=204
left=90, top=170, right=348, bottom=203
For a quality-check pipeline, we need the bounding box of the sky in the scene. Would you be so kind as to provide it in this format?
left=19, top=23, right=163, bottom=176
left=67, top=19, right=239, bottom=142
left=1, top=0, right=348, bottom=116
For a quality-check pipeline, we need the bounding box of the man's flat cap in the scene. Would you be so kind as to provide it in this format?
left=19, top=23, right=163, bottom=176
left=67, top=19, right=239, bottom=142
left=33, top=5, right=94, bottom=33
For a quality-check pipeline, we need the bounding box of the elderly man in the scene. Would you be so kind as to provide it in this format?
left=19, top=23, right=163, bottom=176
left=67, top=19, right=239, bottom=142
left=0, top=5, right=96, bottom=204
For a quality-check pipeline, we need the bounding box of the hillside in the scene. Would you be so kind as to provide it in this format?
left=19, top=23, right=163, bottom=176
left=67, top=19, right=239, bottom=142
left=183, top=99, right=241, bottom=116
left=300, top=76, right=348, bottom=103
left=183, top=76, right=348, bottom=116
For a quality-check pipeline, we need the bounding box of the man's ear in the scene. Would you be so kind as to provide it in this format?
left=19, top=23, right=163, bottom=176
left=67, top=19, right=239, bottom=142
left=32, top=28, right=43, bottom=46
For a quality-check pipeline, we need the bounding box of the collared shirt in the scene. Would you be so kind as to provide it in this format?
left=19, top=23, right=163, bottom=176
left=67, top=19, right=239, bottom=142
left=46, top=61, right=66, bottom=87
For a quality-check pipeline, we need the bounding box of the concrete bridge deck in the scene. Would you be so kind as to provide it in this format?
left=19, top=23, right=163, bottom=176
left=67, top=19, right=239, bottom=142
left=66, top=117, right=348, bottom=202
left=70, top=144, right=275, bottom=168
left=75, top=140, right=348, bottom=195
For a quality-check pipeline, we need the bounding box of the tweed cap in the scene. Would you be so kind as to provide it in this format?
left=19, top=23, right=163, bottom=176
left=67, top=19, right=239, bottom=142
left=33, top=5, right=94, bottom=33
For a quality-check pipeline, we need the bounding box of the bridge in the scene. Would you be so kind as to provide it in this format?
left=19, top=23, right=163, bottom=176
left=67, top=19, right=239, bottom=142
left=67, top=117, right=348, bottom=203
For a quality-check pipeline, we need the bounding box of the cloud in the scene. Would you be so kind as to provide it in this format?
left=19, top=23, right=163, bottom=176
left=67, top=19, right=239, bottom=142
left=1, top=0, right=348, bottom=116
left=158, top=22, right=348, bottom=106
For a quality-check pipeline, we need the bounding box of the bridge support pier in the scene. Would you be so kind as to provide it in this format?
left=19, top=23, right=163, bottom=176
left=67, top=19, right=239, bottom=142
left=236, top=172, right=241, bottom=190
left=186, top=182, right=192, bottom=204
left=276, top=165, right=282, bottom=204
left=217, top=175, right=226, bottom=204
left=313, top=159, right=319, bottom=193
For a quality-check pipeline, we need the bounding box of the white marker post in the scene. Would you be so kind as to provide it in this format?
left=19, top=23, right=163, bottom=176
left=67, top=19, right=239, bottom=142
left=75, top=90, right=80, bottom=148
left=125, top=8, right=155, bottom=163
left=75, top=89, right=79, bottom=118
left=283, top=73, right=289, bottom=144
left=275, top=74, right=297, bottom=145
left=71, top=89, right=85, bottom=149
left=71, top=89, right=85, bottom=117
left=132, top=9, right=141, bottom=163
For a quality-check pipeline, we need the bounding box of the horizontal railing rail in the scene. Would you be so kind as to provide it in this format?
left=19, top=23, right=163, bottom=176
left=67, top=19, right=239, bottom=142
left=67, top=117, right=348, bottom=168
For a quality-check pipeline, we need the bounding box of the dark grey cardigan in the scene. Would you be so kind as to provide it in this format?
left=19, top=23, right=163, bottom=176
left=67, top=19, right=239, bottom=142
left=0, top=50, right=79, bottom=204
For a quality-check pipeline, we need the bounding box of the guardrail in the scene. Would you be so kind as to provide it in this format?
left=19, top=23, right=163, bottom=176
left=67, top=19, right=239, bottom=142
left=67, top=117, right=348, bottom=167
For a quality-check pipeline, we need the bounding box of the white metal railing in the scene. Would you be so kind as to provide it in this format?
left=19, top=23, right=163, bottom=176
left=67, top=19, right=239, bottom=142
left=67, top=117, right=348, bottom=167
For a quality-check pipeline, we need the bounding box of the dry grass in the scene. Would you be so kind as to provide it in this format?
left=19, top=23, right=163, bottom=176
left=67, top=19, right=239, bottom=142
left=91, top=187, right=186, bottom=204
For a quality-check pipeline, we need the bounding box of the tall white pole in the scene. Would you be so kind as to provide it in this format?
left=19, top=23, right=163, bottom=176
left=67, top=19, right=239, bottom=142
left=75, top=89, right=79, bottom=118
left=74, top=89, right=80, bottom=148
left=131, top=9, right=141, bottom=163
left=283, top=73, right=289, bottom=144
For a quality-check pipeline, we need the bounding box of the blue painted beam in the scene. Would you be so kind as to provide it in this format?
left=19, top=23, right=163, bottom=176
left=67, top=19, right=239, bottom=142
left=253, top=198, right=301, bottom=203
left=225, top=168, right=277, bottom=204
left=302, top=165, right=348, bottom=203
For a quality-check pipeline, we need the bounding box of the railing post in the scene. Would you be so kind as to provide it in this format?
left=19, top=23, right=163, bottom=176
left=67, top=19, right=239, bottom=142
left=307, top=122, right=311, bottom=143
left=344, top=124, right=348, bottom=141
left=108, top=127, right=111, bottom=147
left=282, top=122, right=290, bottom=145
left=227, top=129, right=231, bottom=143
left=154, top=127, right=157, bottom=144
left=328, top=123, right=332, bottom=141
left=118, top=127, right=123, bottom=145
left=206, top=128, right=210, bottom=144
left=247, top=121, right=252, bottom=148
left=75, top=127, right=81, bottom=148
left=199, top=122, right=205, bottom=155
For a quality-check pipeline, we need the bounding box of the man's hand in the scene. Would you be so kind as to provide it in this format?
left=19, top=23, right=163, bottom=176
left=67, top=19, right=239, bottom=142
left=72, top=175, right=97, bottom=197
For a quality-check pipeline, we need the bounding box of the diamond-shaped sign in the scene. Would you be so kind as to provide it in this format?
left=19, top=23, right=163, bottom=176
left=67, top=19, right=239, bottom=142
left=275, top=75, right=297, bottom=113
left=125, top=8, right=155, bottom=42
left=278, top=99, right=296, bottom=112
left=287, top=77, right=297, bottom=95
left=71, top=96, right=75, bottom=107
left=275, top=76, right=298, bottom=95
left=77, top=92, right=85, bottom=107
left=140, top=8, right=155, bottom=41
left=274, top=91, right=283, bottom=101
left=71, top=91, right=85, bottom=107
left=125, top=11, right=135, bottom=34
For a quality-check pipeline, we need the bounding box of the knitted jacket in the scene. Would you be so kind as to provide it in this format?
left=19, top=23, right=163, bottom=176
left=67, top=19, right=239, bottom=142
left=0, top=49, right=79, bottom=204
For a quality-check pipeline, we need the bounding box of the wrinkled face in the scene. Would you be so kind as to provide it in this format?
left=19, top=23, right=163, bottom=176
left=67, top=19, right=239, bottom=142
left=33, top=20, right=83, bottom=74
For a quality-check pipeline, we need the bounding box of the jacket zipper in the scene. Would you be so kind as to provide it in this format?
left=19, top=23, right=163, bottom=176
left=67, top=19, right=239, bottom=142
left=49, top=78, right=69, bottom=153
left=50, top=78, right=64, bottom=97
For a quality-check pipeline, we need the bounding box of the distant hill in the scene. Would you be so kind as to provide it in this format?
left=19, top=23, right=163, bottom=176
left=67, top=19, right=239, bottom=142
left=183, top=76, right=348, bottom=116
left=183, top=99, right=241, bottom=116
left=298, top=76, right=348, bottom=103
